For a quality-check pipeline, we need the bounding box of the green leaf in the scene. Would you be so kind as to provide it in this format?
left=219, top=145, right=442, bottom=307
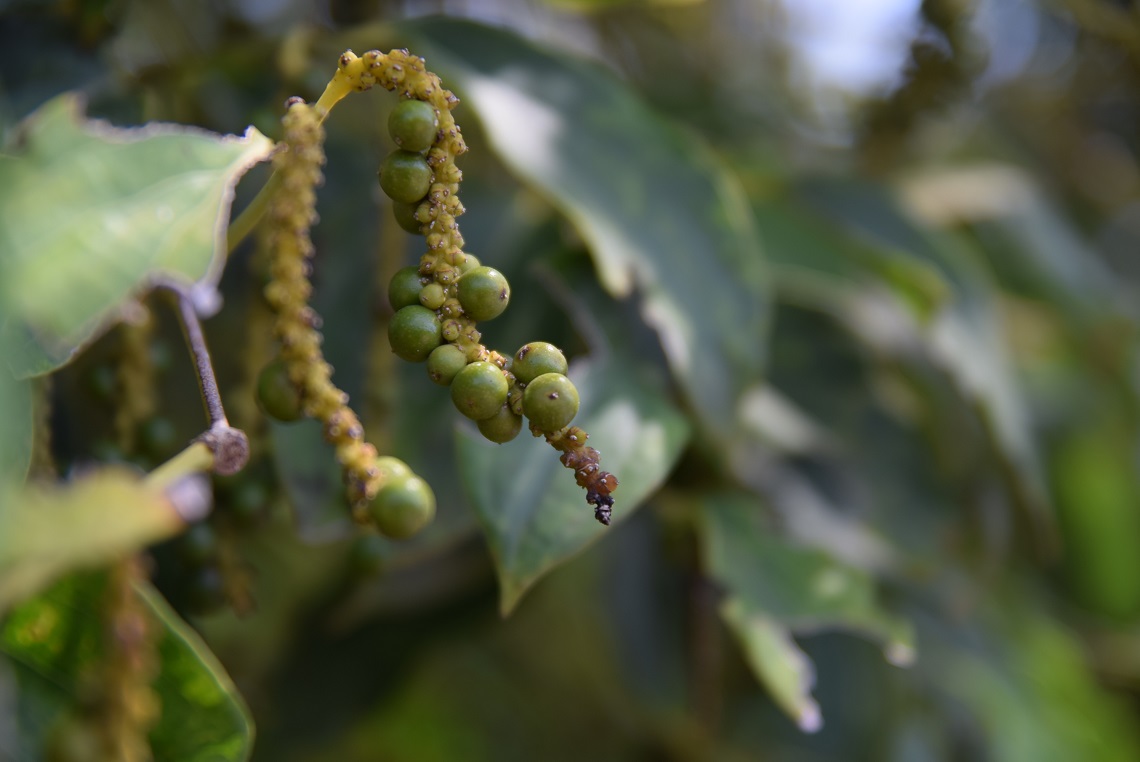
left=0, top=93, right=274, bottom=378
left=719, top=597, right=822, bottom=733
left=0, top=373, right=32, bottom=485
left=402, top=18, right=770, bottom=435
left=778, top=179, right=1053, bottom=547
left=0, top=467, right=190, bottom=612
left=457, top=360, right=690, bottom=615
left=934, top=610, right=1140, bottom=762
left=0, top=573, right=253, bottom=761
left=137, top=582, right=254, bottom=761
left=700, top=492, right=913, bottom=659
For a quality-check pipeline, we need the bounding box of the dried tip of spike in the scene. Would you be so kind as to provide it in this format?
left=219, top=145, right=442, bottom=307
left=589, top=492, right=614, bottom=526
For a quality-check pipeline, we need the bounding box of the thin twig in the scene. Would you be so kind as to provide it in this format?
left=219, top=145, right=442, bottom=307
left=154, top=279, right=227, bottom=427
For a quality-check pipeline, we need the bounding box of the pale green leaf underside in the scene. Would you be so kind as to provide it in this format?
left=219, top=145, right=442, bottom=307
left=457, top=361, right=689, bottom=615
left=701, top=493, right=914, bottom=662
left=0, top=468, right=186, bottom=613
left=0, top=93, right=274, bottom=378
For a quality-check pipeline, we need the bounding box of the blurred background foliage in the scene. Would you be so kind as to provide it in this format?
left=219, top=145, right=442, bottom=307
left=3, top=0, right=1140, bottom=759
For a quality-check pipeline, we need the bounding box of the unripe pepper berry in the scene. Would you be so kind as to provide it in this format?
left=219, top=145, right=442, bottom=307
left=419, top=283, right=446, bottom=310
left=388, top=99, right=439, bottom=153
left=456, top=266, right=510, bottom=322
left=451, top=361, right=508, bottom=421
left=456, top=253, right=481, bottom=275
left=375, top=455, right=412, bottom=482
left=378, top=150, right=432, bottom=204
left=369, top=473, right=436, bottom=539
left=388, top=266, right=424, bottom=311
left=256, top=360, right=303, bottom=422
left=427, top=344, right=468, bottom=386
left=511, top=342, right=568, bottom=385
left=392, top=201, right=425, bottom=234
left=388, top=305, right=442, bottom=362
left=477, top=403, right=523, bottom=444
left=523, top=372, right=580, bottom=431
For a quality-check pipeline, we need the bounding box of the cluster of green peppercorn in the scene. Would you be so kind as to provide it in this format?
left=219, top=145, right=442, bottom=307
left=256, top=62, right=610, bottom=538
left=378, top=99, right=583, bottom=444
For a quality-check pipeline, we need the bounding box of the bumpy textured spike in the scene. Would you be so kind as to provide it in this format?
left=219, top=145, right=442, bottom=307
left=264, top=100, right=384, bottom=515
left=541, top=425, right=618, bottom=525
left=100, top=556, right=160, bottom=762
left=282, top=50, right=616, bottom=522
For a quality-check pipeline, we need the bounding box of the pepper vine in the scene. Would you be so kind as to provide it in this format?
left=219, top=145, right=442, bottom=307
left=256, top=48, right=618, bottom=531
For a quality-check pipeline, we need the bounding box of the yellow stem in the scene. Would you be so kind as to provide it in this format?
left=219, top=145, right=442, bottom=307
left=145, top=442, right=215, bottom=491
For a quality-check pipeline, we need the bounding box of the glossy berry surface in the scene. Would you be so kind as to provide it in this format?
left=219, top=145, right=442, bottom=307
left=392, top=201, right=424, bottom=234
left=256, top=360, right=303, bottom=422
left=477, top=404, right=523, bottom=444
left=427, top=344, right=468, bottom=386
left=419, top=283, right=446, bottom=310
left=523, top=372, right=580, bottom=431
left=456, top=253, right=481, bottom=275
left=451, top=361, right=508, bottom=421
left=457, top=266, right=510, bottom=322
left=388, top=305, right=442, bottom=362
left=388, top=266, right=424, bottom=311
left=369, top=473, right=436, bottom=539
left=378, top=150, right=432, bottom=204
left=388, top=99, right=438, bottom=153
left=375, top=455, right=411, bottom=482
left=512, top=342, right=569, bottom=385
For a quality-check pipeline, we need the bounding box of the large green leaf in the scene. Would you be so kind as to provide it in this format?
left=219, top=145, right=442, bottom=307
left=0, top=373, right=32, bottom=486
left=700, top=492, right=913, bottom=656
left=0, top=573, right=253, bottom=761
left=402, top=18, right=770, bottom=435
left=0, top=93, right=274, bottom=377
left=933, top=608, right=1140, bottom=762
left=719, top=597, right=822, bottom=733
left=0, top=467, right=194, bottom=612
left=770, top=180, right=1052, bottom=546
left=457, top=360, right=689, bottom=614
left=138, top=582, right=254, bottom=761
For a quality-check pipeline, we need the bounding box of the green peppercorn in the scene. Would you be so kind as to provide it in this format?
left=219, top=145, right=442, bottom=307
left=523, top=373, right=580, bottom=431
left=256, top=360, right=303, bottom=422
left=375, top=455, right=411, bottom=482
left=456, top=253, right=481, bottom=275
left=477, top=404, right=523, bottom=444
left=419, top=283, right=446, bottom=310
left=388, top=305, right=442, bottom=362
left=442, top=319, right=461, bottom=342
left=427, top=344, right=468, bottom=386
left=393, top=201, right=425, bottom=234
left=388, top=266, right=424, bottom=311
left=512, top=342, right=569, bottom=385
left=369, top=473, right=436, bottom=540
left=456, top=266, right=510, bottom=322
left=388, top=99, right=439, bottom=153
left=378, top=150, right=432, bottom=204
left=451, top=361, right=508, bottom=421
